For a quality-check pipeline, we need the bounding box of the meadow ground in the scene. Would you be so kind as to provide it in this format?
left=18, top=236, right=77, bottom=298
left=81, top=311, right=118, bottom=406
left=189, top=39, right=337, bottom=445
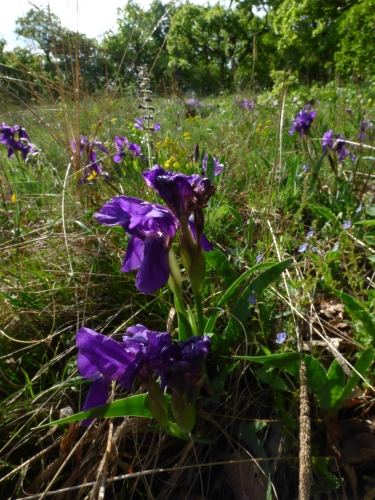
left=1, top=81, right=375, bottom=499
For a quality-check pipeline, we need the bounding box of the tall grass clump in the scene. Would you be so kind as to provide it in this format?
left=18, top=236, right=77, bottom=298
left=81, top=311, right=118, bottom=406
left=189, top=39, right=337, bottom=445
left=2, top=9, right=375, bottom=500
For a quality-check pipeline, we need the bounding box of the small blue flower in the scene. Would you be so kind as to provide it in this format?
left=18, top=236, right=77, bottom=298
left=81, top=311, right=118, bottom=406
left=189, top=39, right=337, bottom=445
left=332, top=242, right=340, bottom=252
left=311, top=246, right=322, bottom=255
left=302, top=164, right=310, bottom=172
left=306, top=230, right=314, bottom=239
left=298, top=243, right=308, bottom=253
left=247, top=295, right=257, bottom=305
left=355, top=204, right=362, bottom=213
left=276, top=332, right=287, bottom=344
left=256, top=254, right=263, bottom=263
left=342, top=220, right=352, bottom=230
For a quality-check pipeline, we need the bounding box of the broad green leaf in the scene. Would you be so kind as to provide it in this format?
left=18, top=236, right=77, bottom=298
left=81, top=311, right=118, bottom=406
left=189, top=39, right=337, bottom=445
left=309, top=152, right=326, bottom=191
left=205, top=153, right=216, bottom=182
left=234, top=352, right=301, bottom=376
left=36, top=394, right=157, bottom=428
left=333, top=290, right=375, bottom=342
left=205, top=262, right=273, bottom=333
left=224, top=259, right=293, bottom=342
left=326, top=360, right=346, bottom=410
left=355, top=220, right=375, bottom=226
left=227, top=206, right=244, bottom=231
left=366, top=205, right=375, bottom=216
left=205, top=249, right=235, bottom=287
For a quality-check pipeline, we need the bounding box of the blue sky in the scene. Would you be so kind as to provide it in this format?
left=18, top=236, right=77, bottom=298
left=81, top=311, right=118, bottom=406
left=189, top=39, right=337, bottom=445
left=0, top=0, right=214, bottom=50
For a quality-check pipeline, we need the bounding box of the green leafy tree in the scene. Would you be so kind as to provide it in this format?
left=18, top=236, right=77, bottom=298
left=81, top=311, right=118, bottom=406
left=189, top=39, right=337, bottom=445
left=103, top=0, right=175, bottom=90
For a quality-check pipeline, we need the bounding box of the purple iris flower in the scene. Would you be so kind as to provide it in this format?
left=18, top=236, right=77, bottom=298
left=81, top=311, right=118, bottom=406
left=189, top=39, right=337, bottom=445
left=187, top=99, right=204, bottom=107
left=238, top=99, right=255, bottom=110
left=134, top=118, right=144, bottom=130
left=143, top=165, right=215, bottom=221
left=202, top=154, right=224, bottom=176
left=76, top=325, right=172, bottom=425
left=94, top=196, right=178, bottom=293
left=71, top=136, right=109, bottom=183
left=188, top=216, right=214, bottom=251
left=0, top=123, right=35, bottom=160
left=160, top=335, right=211, bottom=394
left=321, top=130, right=354, bottom=162
left=289, top=109, right=316, bottom=137
left=113, top=136, right=144, bottom=162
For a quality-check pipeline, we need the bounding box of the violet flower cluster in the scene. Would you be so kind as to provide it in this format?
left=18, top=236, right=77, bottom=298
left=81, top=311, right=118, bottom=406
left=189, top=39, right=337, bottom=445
left=359, top=120, right=375, bottom=143
left=71, top=137, right=109, bottom=183
left=0, top=123, right=35, bottom=160
left=187, top=98, right=204, bottom=108
left=289, top=108, right=316, bottom=137
left=113, top=136, right=146, bottom=162
left=322, top=130, right=355, bottom=162
left=236, top=99, right=255, bottom=110
left=76, top=325, right=211, bottom=425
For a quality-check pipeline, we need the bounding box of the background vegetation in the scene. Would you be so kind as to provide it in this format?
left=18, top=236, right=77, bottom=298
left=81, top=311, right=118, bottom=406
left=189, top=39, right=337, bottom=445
left=2, top=1, right=375, bottom=499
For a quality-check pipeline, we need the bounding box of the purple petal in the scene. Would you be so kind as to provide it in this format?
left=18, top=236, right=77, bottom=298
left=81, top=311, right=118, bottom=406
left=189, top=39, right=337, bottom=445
left=188, top=219, right=213, bottom=251
left=135, top=236, right=170, bottom=294
left=122, top=236, right=144, bottom=272
left=81, top=377, right=111, bottom=426
left=276, top=332, right=287, bottom=344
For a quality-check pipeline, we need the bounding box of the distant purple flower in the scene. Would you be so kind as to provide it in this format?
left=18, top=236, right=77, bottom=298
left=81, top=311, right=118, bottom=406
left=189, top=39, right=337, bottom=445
left=306, top=230, right=314, bottom=239
left=202, top=154, right=224, bottom=176
left=332, top=242, right=340, bottom=252
left=298, top=243, right=308, bottom=253
left=355, top=204, right=362, bottom=213
left=345, top=109, right=352, bottom=115
left=342, top=220, right=351, bottom=230
left=153, top=122, right=161, bottom=132
left=276, top=332, right=287, bottom=344
left=71, top=136, right=109, bottom=183
left=256, top=254, right=262, bottom=263
left=113, top=136, right=144, bottom=162
left=289, top=109, right=316, bottom=136
left=94, top=196, right=178, bottom=293
left=0, top=123, right=35, bottom=160
left=238, top=99, right=255, bottom=110
left=322, top=130, right=334, bottom=152
left=247, top=295, right=257, bottom=305
left=322, top=130, right=353, bottom=162
left=134, top=117, right=144, bottom=130
left=302, top=164, right=311, bottom=172
left=76, top=325, right=172, bottom=425
left=187, top=98, right=204, bottom=107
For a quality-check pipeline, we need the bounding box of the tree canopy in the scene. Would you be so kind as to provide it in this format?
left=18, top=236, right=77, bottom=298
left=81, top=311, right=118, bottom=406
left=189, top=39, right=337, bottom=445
left=1, top=0, right=374, bottom=100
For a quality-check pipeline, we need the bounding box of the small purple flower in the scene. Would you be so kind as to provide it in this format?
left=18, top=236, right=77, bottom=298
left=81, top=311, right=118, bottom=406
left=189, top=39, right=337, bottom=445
left=302, top=164, right=311, bottom=172
left=289, top=109, right=316, bottom=137
left=345, top=109, right=352, bottom=115
left=256, top=254, right=262, bottom=263
left=238, top=99, right=255, bottom=110
left=322, top=130, right=334, bottom=152
left=153, top=122, right=161, bottom=132
left=332, top=242, right=340, bottom=252
left=275, top=332, right=287, bottom=344
left=355, top=204, right=362, bottom=213
left=359, top=120, right=374, bottom=143
left=187, top=98, right=204, bottom=107
left=94, top=196, right=178, bottom=293
left=71, top=137, right=109, bottom=183
left=306, top=230, right=314, bottom=239
left=0, top=123, right=35, bottom=160
left=247, top=295, right=257, bottom=305
left=113, top=136, right=144, bottom=162
left=342, top=220, right=351, bottom=230
left=134, top=117, right=144, bottom=130
left=202, top=154, right=224, bottom=176
left=298, top=243, right=308, bottom=253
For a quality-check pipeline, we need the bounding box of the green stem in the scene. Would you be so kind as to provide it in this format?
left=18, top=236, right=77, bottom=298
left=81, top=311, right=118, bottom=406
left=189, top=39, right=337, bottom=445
left=194, top=293, right=204, bottom=336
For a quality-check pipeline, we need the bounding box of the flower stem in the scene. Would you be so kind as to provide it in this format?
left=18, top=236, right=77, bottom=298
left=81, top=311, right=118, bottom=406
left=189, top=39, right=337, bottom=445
left=194, top=293, right=204, bottom=336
